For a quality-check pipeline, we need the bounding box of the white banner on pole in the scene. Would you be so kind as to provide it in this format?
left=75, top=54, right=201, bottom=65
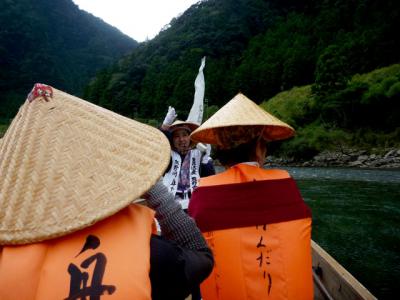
left=187, top=56, right=206, bottom=125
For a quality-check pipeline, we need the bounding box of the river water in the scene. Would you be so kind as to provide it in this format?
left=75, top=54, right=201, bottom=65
left=282, top=167, right=400, bottom=299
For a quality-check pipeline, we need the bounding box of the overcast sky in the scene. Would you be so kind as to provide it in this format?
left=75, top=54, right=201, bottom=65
left=72, top=0, right=199, bottom=42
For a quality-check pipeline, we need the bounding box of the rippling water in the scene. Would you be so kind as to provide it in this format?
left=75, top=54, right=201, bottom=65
left=285, top=166, right=400, bottom=183
left=282, top=167, right=400, bottom=299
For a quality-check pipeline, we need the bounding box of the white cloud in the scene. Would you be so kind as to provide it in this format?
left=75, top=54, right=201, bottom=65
left=72, top=0, right=199, bottom=42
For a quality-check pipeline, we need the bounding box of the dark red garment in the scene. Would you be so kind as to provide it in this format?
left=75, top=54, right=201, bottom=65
left=188, top=178, right=311, bottom=232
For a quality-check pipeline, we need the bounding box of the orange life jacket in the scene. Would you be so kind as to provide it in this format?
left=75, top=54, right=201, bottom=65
left=189, top=163, right=313, bottom=300
left=0, top=204, right=154, bottom=300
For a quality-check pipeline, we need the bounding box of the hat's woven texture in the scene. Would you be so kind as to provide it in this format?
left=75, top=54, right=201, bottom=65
left=191, top=93, right=295, bottom=147
left=0, top=86, right=170, bottom=245
left=169, top=120, right=199, bottom=133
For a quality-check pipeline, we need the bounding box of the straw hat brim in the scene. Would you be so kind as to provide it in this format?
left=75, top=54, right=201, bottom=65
left=169, top=120, right=199, bottom=133
left=190, top=93, right=295, bottom=146
left=0, top=87, right=170, bottom=245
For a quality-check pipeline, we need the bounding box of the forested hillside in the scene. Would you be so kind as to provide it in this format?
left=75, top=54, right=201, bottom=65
left=263, top=64, right=400, bottom=158
left=1, top=0, right=399, bottom=154
left=0, top=0, right=137, bottom=124
left=84, top=0, right=399, bottom=124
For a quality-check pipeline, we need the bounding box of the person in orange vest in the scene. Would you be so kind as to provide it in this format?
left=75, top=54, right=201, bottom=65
left=188, top=93, right=313, bottom=300
left=0, top=83, right=213, bottom=300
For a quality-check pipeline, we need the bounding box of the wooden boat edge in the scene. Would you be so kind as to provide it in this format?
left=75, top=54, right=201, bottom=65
left=312, top=240, right=377, bottom=300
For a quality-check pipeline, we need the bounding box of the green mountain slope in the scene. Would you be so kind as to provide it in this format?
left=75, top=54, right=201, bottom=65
left=1, top=0, right=399, bottom=150
left=84, top=0, right=284, bottom=118
left=262, top=64, right=400, bottom=158
left=0, top=0, right=137, bottom=122
left=84, top=0, right=400, bottom=125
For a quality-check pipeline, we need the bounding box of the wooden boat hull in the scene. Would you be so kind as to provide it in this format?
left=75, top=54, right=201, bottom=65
left=312, top=240, right=376, bottom=300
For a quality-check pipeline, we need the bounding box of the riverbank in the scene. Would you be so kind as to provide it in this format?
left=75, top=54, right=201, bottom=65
left=265, top=148, right=400, bottom=169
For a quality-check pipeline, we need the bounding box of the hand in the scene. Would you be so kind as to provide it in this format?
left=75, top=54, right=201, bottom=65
left=201, top=144, right=212, bottom=163
left=162, top=106, right=177, bottom=126
left=205, top=144, right=211, bottom=156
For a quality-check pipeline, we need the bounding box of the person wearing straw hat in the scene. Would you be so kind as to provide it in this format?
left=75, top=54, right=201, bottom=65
left=160, top=106, right=215, bottom=210
left=0, top=84, right=213, bottom=300
left=188, top=93, right=313, bottom=300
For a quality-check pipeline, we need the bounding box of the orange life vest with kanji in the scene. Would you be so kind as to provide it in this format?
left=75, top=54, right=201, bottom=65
left=189, top=163, right=313, bottom=300
left=0, top=204, right=154, bottom=300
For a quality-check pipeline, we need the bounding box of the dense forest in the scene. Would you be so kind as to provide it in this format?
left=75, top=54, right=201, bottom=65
left=82, top=0, right=400, bottom=155
left=263, top=64, right=400, bottom=158
left=1, top=0, right=400, bottom=156
left=0, top=0, right=137, bottom=125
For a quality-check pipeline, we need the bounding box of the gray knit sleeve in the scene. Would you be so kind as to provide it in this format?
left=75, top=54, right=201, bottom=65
left=146, top=180, right=209, bottom=251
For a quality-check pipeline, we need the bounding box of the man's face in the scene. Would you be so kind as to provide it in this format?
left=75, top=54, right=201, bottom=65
left=172, top=128, right=191, bottom=155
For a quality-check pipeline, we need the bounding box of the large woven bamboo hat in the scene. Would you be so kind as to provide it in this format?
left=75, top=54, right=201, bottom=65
left=0, top=83, right=170, bottom=245
left=190, top=93, right=295, bottom=148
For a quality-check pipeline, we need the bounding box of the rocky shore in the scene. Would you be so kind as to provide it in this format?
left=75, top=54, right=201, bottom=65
left=265, top=148, right=400, bottom=169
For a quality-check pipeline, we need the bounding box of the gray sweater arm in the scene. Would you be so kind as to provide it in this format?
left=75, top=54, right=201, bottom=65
left=146, top=181, right=208, bottom=251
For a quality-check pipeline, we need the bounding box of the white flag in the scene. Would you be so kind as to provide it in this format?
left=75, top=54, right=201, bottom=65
left=187, top=56, right=206, bottom=125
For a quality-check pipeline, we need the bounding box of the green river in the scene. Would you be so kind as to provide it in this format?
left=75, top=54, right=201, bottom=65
left=284, top=167, right=400, bottom=299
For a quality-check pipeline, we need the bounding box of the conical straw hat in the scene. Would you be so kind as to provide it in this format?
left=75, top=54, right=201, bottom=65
left=169, top=120, right=199, bottom=133
left=190, top=93, right=294, bottom=148
left=0, top=83, right=170, bottom=245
